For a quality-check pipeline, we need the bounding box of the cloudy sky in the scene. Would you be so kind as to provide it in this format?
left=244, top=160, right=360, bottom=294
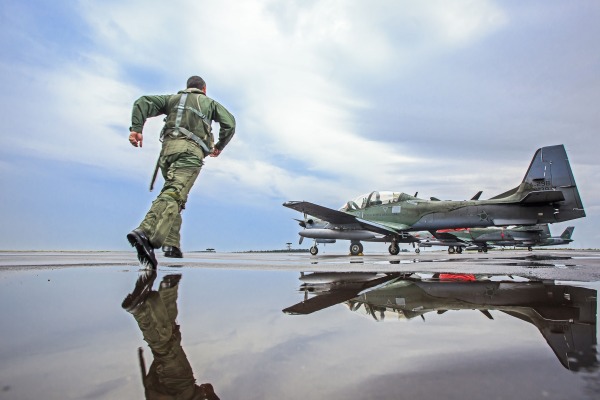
left=0, top=0, right=598, bottom=252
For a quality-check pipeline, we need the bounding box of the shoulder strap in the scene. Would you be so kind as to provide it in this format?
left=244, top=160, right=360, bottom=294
left=174, top=92, right=189, bottom=131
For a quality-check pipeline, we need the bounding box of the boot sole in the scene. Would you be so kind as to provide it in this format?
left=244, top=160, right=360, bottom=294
left=127, top=231, right=158, bottom=269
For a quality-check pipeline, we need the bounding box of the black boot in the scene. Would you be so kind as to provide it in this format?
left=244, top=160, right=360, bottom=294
left=162, top=246, right=183, bottom=258
left=121, top=270, right=157, bottom=313
left=127, top=229, right=158, bottom=269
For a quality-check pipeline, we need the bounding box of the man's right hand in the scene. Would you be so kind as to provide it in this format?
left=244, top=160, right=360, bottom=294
left=129, top=131, right=143, bottom=147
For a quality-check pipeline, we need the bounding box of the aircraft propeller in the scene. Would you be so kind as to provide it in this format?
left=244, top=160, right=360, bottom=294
left=294, top=213, right=314, bottom=245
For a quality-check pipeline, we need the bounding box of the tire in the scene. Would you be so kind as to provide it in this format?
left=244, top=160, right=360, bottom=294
left=350, top=243, right=363, bottom=256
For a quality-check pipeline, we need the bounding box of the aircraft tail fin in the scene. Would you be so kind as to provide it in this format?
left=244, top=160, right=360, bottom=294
left=492, top=145, right=585, bottom=223
left=470, top=191, right=483, bottom=200
left=537, top=224, right=551, bottom=237
left=561, top=226, right=575, bottom=240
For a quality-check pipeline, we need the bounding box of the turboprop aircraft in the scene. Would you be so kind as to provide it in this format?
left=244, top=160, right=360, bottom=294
left=418, top=224, right=575, bottom=254
left=283, top=145, right=585, bottom=255
left=283, top=272, right=598, bottom=372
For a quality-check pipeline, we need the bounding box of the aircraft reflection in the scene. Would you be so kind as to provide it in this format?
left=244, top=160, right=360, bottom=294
left=122, top=271, right=220, bottom=400
left=283, top=272, right=598, bottom=372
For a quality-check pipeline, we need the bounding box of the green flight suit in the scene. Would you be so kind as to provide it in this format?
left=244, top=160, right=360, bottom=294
left=132, top=284, right=220, bottom=400
left=130, top=88, right=235, bottom=249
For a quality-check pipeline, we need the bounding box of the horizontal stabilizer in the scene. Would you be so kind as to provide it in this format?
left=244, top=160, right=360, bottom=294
left=520, top=190, right=565, bottom=204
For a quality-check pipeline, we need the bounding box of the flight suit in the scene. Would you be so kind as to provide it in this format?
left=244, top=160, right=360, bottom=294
left=130, top=88, right=235, bottom=250
left=132, top=282, right=220, bottom=400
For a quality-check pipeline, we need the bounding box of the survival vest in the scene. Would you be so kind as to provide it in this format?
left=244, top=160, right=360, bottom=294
left=160, top=90, right=214, bottom=155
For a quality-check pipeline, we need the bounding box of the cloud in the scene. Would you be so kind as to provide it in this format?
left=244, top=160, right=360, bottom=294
left=62, top=0, right=509, bottom=196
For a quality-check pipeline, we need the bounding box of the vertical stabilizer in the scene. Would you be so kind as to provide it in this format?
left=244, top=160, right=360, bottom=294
left=522, top=145, right=585, bottom=222
left=561, top=226, right=575, bottom=240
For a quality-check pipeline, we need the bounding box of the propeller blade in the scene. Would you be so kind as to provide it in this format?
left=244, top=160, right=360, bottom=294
left=294, top=218, right=307, bottom=228
left=299, top=236, right=304, bottom=245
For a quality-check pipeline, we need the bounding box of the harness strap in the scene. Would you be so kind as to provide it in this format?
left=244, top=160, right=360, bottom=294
left=163, top=92, right=212, bottom=155
left=175, top=126, right=211, bottom=155
left=174, top=92, right=188, bottom=131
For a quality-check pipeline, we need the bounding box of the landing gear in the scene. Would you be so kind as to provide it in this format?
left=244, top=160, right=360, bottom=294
left=456, top=247, right=463, bottom=254
left=350, top=242, right=363, bottom=256
left=310, top=246, right=318, bottom=256
left=415, top=247, right=421, bottom=254
left=448, top=246, right=456, bottom=254
left=388, top=243, right=400, bottom=255
left=528, top=246, right=533, bottom=251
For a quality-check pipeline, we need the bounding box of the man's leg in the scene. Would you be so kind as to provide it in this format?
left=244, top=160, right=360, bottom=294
left=162, top=211, right=183, bottom=258
left=158, top=274, right=181, bottom=323
left=129, top=291, right=173, bottom=353
left=161, top=151, right=203, bottom=257
left=139, top=153, right=202, bottom=251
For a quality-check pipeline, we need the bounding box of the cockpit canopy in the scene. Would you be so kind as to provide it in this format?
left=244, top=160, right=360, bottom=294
left=339, top=191, right=416, bottom=211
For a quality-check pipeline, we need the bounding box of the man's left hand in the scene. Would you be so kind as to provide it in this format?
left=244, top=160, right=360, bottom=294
left=209, top=148, right=222, bottom=157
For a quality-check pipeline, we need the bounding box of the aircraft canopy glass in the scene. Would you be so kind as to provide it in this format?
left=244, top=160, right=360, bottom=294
left=339, top=191, right=412, bottom=211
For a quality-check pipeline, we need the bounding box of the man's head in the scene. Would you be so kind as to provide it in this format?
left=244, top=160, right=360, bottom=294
left=187, top=76, right=206, bottom=92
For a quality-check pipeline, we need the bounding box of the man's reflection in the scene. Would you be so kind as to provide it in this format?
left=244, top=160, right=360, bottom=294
left=122, top=271, right=219, bottom=400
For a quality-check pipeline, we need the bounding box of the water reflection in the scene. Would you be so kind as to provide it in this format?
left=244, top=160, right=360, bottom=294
left=284, top=272, right=598, bottom=372
left=122, top=271, right=220, bottom=400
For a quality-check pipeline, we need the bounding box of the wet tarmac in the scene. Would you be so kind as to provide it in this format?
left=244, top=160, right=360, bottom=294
left=0, top=249, right=598, bottom=399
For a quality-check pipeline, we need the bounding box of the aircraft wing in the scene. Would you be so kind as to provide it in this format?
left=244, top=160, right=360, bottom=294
left=415, top=230, right=469, bottom=247
left=283, top=201, right=358, bottom=224
left=430, top=230, right=468, bottom=243
left=283, top=274, right=400, bottom=315
left=283, top=289, right=363, bottom=315
left=283, top=201, right=410, bottom=236
left=356, top=218, right=411, bottom=236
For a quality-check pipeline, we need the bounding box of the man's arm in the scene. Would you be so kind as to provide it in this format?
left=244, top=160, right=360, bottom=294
left=129, top=95, right=170, bottom=147
left=211, top=101, right=236, bottom=153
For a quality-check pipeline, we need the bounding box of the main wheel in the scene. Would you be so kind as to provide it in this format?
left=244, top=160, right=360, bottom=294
left=457, top=247, right=463, bottom=254
left=415, top=248, right=421, bottom=254
left=310, top=246, right=318, bottom=256
left=448, top=246, right=456, bottom=254
left=388, top=244, right=400, bottom=255
left=350, top=243, right=363, bottom=256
